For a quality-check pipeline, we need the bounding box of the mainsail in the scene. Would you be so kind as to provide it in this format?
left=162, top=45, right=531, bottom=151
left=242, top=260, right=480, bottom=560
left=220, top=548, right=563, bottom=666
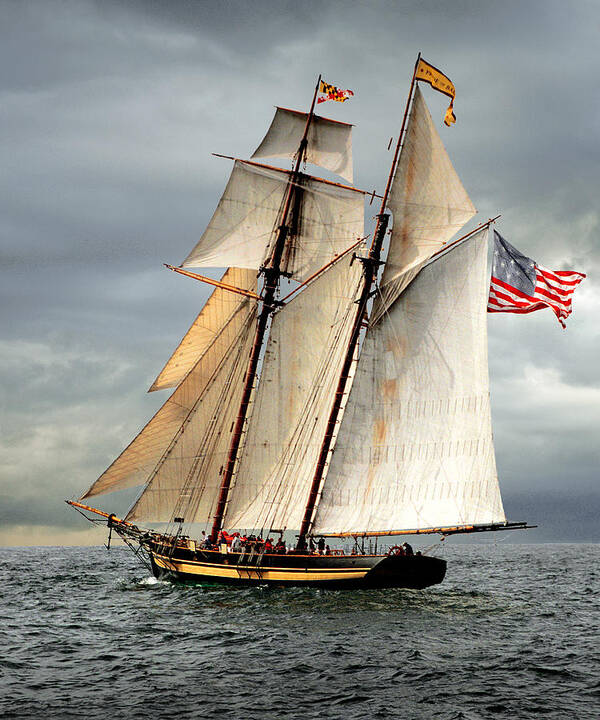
left=372, top=86, right=476, bottom=321
left=312, top=230, right=506, bottom=535
left=224, top=252, right=363, bottom=532
left=251, top=107, right=354, bottom=183
left=181, top=160, right=364, bottom=280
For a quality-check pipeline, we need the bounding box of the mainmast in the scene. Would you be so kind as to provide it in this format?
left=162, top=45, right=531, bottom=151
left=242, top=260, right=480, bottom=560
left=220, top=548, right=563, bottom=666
left=210, top=75, right=322, bottom=543
left=296, top=54, right=422, bottom=547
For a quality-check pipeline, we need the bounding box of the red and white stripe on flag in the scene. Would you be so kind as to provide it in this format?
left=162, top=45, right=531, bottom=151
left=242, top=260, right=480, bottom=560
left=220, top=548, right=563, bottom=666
left=488, top=266, right=586, bottom=328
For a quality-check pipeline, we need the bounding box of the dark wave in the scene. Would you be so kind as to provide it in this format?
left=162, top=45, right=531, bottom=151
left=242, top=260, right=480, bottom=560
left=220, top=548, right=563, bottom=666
left=0, top=543, right=598, bottom=719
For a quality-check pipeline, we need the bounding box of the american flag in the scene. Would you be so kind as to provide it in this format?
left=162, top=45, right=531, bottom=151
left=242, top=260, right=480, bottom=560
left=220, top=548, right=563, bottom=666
left=487, top=231, right=585, bottom=329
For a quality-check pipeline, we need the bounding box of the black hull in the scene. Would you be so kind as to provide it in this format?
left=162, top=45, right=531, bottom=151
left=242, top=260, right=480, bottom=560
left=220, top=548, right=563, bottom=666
left=147, top=545, right=446, bottom=589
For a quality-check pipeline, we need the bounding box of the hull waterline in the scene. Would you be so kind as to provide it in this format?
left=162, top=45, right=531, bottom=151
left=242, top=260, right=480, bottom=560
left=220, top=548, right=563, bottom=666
left=148, top=546, right=447, bottom=589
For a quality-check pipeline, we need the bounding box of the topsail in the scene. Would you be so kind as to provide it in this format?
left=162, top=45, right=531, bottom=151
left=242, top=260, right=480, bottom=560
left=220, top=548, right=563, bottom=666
left=372, top=86, right=476, bottom=321
left=181, top=160, right=365, bottom=281
left=251, top=107, right=354, bottom=183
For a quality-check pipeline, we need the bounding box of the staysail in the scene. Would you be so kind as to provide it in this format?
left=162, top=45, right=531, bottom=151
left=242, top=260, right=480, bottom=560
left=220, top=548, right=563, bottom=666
left=126, top=309, right=256, bottom=523
left=148, top=267, right=256, bottom=392
left=312, top=230, right=506, bottom=535
left=223, top=252, right=363, bottom=532
left=181, top=160, right=365, bottom=281
left=80, top=294, right=256, bottom=504
left=372, top=86, right=476, bottom=321
left=251, top=107, right=354, bottom=183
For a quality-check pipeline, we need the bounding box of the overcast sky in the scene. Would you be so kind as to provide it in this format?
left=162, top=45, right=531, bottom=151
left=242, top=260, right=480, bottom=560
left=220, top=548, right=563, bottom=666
left=1, top=0, right=598, bottom=546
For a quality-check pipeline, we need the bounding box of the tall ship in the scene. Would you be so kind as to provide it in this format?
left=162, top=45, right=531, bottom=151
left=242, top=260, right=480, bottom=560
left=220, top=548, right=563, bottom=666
left=68, top=57, right=535, bottom=588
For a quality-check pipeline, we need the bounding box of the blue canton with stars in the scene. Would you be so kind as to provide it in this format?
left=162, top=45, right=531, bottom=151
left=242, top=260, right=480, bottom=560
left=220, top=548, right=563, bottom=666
left=491, top=230, right=537, bottom=296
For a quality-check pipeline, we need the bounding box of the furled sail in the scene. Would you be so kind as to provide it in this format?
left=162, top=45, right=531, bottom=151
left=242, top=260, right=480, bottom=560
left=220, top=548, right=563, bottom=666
left=372, top=86, right=476, bottom=320
left=251, top=107, right=354, bottom=183
left=181, top=160, right=365, bottom=281
left=80, top=295, right=256, bottom=502
left=126, top=311, right=256, bottom=523
left=223, top=252, right=363, bottom=532
left=312, top=231, right=506, bottom=535
left=148, top=267, right=256, bottom=392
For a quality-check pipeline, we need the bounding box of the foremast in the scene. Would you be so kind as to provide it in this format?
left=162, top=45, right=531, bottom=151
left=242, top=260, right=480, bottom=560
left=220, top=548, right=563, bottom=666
left=296, top=55, right=423, bottom=548
left=210, top=75, right=323, bottom=543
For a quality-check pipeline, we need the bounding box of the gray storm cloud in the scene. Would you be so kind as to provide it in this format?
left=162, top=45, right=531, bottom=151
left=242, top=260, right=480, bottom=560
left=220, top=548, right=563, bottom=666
left=1, top=0, right=597, bottom=544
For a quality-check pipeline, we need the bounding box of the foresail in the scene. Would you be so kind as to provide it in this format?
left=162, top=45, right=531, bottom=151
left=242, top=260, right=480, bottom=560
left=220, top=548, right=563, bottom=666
left=181, top=160, right=364, bottom=282
left=149, top=267, right=256, bottom=392
left=372, top=86, right=476, bottom=321
left=313, top=230, right=506, bottom=535
left=126, top=310, right=256, bottom=523
left=251, top=107, right=353, bottom=183
left=223, top=252, right=363, bottom=532
left=80, top=296, right=256, bottom=503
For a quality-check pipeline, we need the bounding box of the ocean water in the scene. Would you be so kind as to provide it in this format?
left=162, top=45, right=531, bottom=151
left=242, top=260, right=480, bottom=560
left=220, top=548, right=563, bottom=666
left=0, top=543, right=598, bottom=720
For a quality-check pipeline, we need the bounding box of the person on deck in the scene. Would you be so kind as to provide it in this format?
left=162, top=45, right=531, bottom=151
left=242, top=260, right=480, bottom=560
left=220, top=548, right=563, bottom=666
left=231, top=533, right=242, bottom=552
left=403, top=542, right=414, bottom=556
left=275, top=538, right=286, bottom=554
left=295, top=536, right=308, bottom=553
left=317, top=537, right=325, bottom=555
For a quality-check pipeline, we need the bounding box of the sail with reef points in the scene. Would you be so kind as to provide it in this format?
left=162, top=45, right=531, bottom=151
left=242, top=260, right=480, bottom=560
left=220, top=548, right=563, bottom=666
left=224, top=250, right=363, bottom=532
left=313, top=229, right=506, bottom=535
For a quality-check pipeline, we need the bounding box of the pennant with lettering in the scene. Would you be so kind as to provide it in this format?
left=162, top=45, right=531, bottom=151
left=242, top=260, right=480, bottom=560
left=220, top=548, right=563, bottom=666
left=415, top=58, right=456, bottom=126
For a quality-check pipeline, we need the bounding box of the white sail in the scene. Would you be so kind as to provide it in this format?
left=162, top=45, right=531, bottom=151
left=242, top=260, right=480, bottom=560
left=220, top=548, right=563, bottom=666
left=372, top=86, right=476, bottom=321
left=149, top=267, right=256, bottom=392
left=126, top=311, right=256, bottom=523
left=313, top=231, right=506, bottom=535
left=181, top=160, right=364, bottom=282
left=223, top=252, right=363, bottom=532
left=80, top=297, right=256, bottom=502
left=251, top=107, right=354, bottom=183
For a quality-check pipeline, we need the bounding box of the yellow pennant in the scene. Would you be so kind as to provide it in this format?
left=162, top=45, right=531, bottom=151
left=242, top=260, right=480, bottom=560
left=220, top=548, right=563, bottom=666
left=415, top=58, right=456, bottom=126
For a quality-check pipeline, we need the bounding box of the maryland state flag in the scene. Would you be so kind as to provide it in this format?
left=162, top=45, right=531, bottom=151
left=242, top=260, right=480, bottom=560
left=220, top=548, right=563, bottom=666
left=415, top=58, right=456, bottom=126
left=317, top=80, right=354, bottom=104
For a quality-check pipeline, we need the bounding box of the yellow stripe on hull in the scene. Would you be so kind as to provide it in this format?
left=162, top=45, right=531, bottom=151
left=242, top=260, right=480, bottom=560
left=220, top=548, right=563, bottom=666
left=153, top=554, right=370, bottom=583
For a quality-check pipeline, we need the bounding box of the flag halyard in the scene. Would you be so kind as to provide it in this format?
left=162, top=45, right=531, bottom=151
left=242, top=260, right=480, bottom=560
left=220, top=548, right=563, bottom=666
left=487, top=231, right=586, bottom=328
